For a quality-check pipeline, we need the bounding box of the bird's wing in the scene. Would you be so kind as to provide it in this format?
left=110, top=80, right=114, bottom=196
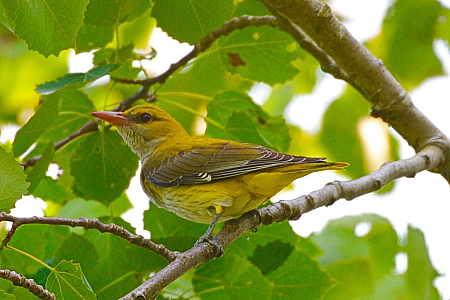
left=142, top=142, right=326, bottom=187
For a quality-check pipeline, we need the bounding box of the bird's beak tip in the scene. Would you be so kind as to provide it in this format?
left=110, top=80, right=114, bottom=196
left=91, top=111, right=129, bottom=125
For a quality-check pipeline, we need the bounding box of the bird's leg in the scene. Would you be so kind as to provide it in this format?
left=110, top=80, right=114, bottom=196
left=195, top=205, right=224, bottom=256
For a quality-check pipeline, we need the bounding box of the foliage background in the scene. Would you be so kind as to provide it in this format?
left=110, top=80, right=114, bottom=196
left=0, top=0, right=449, bottom=299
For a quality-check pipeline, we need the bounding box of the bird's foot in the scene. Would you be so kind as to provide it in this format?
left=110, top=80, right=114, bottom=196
left=195, top=233, right=224, bottom=257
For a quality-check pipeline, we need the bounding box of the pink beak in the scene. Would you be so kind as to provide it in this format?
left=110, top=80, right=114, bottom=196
left=91, top=111, right=131, bottom=125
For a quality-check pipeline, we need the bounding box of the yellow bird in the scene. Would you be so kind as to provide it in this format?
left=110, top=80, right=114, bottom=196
left=91, top=105, right=348, bottom=247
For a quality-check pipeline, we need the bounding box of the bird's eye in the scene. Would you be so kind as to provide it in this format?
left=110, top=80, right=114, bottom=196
left=140, top=113, right=153, bottom=123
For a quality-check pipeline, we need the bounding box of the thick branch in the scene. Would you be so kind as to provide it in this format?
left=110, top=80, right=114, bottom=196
left=121, top=145, right=442, bottom=299
left=0, top=214, right=178, bottom=262
left=262, top=0, right=450, bottom=177
left=0, top=269, right=55, bottom=300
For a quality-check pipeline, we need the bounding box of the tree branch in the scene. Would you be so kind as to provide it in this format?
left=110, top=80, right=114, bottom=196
left=0, top=269, right=55, bottom=300
left=261, top=0, right=450, bottom=179
left=120, top=145, right=443, bottom=299
left=0, top=213, right=179, bottom=262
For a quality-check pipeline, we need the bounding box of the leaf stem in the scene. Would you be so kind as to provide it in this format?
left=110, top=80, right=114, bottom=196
left=6, top=246, right=55, bottom=271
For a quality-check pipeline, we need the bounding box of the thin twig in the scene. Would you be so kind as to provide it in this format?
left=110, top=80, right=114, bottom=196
left=20, top=15, right=279, bottom=169
left=0, top=213, right=179, bottom=262
left=0, top=269, right=55, bottom=300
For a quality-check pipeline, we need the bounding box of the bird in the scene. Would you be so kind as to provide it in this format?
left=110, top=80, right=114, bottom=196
left=91, top=105, right=348, bottom=249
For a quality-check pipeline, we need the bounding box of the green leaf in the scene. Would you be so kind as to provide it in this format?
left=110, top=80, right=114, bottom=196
left=144, top=202, right=209, bottom=251
left=206, top=91, right=291, bottom=152
left=84, top=0, right=152, bottom=25
left=0, top=0, right=89, bottom=57
left=218, top=26, right=304, bottom=85
left=319, top=86, right=370, bottom=179
left=193, top=253, right=273, bottom=300
left=267, top=250, right=335, bottom=300
left=57, top=199, right=109, bottom=220
left=70, top=130, right=139, bottom=206
left=310, top=214, right=401, bottom=299
left=152, top=0, right=234, bottom=44
left=54, top=233, right=100, bottom=278
left=39, top=88, right=95, bottom=143
left=1, top=225, right=70, bottom=275
left=25, top=142, right=55, bottom=194
left=75, top=0, right=153, bottom=52
left=262, top=81, right=296, bottom=116
left=367, top=0, right=445, bottom=90
left=12, top=95, right=59, bottom=157
left=0, top=291, right=15, bottom=300
left=76, top=24, right=115, bottom=53
left=83, top=229, right=165, bottom=300
left=46, top=260, right=96, bottom=300
left=0, top=147, right=29, bottom=213
left=33, top=177, right=69, bottom=204
left=37, top=64, right=120, bottom=95
left=405, top=226, right=441, bottom=300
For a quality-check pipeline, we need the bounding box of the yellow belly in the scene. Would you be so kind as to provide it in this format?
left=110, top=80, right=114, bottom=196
left=141, top=169, right=310, bottom=224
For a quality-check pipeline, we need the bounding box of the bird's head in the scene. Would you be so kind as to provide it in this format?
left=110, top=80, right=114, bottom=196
left=91, top=105, right=188, bottom=161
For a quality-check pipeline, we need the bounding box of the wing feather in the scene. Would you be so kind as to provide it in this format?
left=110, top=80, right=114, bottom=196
left=143, top=142, right=326, bottom=187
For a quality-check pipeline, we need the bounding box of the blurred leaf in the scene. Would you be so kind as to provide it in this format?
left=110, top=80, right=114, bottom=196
left=0, top=147, right=29, bottom=213
left=405, top=226, right=441, bottom=300
left=435, top=8, right=450, bottom=43
left=144, top=202, right=208, bottom=252
left=25, top=142, right=54, bottom=194
left=0, top=0, right=89, bottom=57
left=367, top=0, right=446, bottom=90
left=37, top=64, right=120, bottom=95
left=263, top=81, right=295, bottom=116
left=218, top=26, right=304, bottom=85
left=70, top=130, right=139, bottom=206
left=46, top=260, right=96, bottom=300
left=324, top=257, right=375, bottom=300
left=234, top=0, right=271, bottom=16
left=40, top=88, right=95, bottom=142
left=206, top=91, right=291, bottom=152
left=0, top=291, right=15, bottom=300
left=57, top=199, right=109, bottom=219
left=267, top=249, right=335, bottom=300
left=152, top=0, right=234, bottom=44
left=109, top=193, right=133, bottom=217
left=320, top=86, right=370, bottom=179
left=12, top=95, right=59, bottom=157
left=193, top=253, right=272, bottom=300
left=310, top=214, right=401, bottom=299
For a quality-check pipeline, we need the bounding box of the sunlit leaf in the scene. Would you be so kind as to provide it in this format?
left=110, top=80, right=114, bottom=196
left=37, top=64, right=120, bottom=95
left=0, top=147, right=29, bottom=213
left=152, top=0, right=234, bottom=44
left=0, top=0, right=89, bottom=56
